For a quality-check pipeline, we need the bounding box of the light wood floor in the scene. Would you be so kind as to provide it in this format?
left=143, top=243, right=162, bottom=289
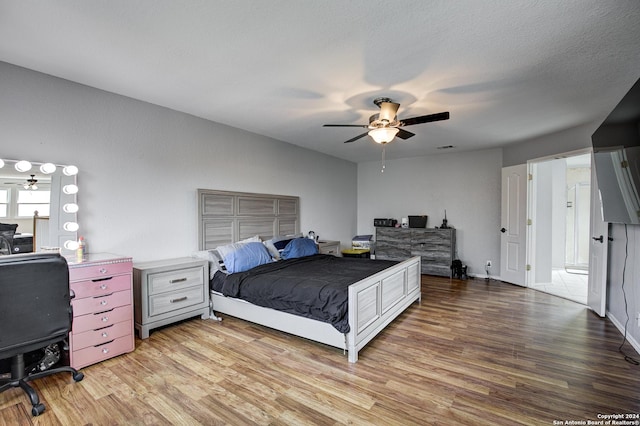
left=2, top=276, right=639, bottom=425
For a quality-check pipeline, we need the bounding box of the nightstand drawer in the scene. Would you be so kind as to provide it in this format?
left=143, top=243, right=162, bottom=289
left=148, top=266, right=205, bottom=295
left=70, top=274, right=131, bottom=299
left=71, top=320, right=133, bottom=350
left=72, top=305, right=131, bottom=334
left=149, top=285, right=205, bottom=317
left=72, top=289, right=131, bottom=317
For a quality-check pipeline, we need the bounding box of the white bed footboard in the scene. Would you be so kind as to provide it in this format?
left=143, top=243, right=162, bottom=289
left=210, top=256, right=421, bottom=363
left=346, top=256, right=421, bottom=362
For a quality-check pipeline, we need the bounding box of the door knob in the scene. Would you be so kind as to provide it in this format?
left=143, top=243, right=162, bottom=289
left=500, top=228, right=506, bottom=233
left=592, top=235, right=604, bottom=243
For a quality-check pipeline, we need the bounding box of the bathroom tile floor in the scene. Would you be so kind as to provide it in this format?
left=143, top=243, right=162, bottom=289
left=529, top=268, right=588, bottom=305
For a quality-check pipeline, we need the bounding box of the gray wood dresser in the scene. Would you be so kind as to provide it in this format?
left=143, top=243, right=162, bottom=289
left=133, top=257, right=209, bottom=338
left=375, top=227, right=456, bottom=276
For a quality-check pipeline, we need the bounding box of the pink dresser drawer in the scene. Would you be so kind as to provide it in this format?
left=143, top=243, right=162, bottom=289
left=71, top=320, right=133, bottom=350
left=71, top=335, right=134, bottom=370
left=72, top=289, right=132, bottom=317
left=72, top=305, right=131, bottom=334
left=70, top=274, right=131, bottom=299
left=69, top=260, right=133, bottom=282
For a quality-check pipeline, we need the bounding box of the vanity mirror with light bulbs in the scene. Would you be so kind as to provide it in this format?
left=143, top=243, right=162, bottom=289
left=0, top=158, right=79, bottom=255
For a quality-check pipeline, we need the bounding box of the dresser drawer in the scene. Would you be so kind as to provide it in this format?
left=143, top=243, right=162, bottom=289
left=149, top=285, right=205, bottom=317
left=148, top=266, right=205, bottom=295
left=72, top=305, right=131, bottom=334
left=71, top=320, right=133, bottom=350
left=69, top=260, right=133, bottom=282
left=70, top=274, right=131, bottom=299
left=71, top=335, right=134, bottom=369
left=72, top=289, right=131, bottom=317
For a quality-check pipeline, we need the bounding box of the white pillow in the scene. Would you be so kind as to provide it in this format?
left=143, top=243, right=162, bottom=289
left=192, top=249, right=225, bottom=279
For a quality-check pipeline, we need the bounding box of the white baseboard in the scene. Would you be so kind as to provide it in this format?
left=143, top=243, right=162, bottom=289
left=607, top=311, right=640, bottom=356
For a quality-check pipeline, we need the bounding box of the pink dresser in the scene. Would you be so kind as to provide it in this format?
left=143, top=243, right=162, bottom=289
left=67, top=253, right=135, bottom=369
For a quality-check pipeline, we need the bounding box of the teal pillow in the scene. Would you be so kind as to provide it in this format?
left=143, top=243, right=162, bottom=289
left=281, top=238, right=318, bottom=260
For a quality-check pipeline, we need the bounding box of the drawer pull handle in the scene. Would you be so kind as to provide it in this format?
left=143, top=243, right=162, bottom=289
left=102, top=332, right=108, bottom=338
left=100, top=284, right=108, bottom=290
left=99, top=268, right=108, bottom=274
left=100, top=300, right=108, bottom=306
left=101, top=316, right=109, bottom=322
left=170, top=296, right=188, bottom=303
left=170, top=278, right=187, bottom=284
left=102, top=348, right=109, bottom=354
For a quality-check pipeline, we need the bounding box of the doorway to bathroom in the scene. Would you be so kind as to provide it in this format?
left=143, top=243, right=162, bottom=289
left=528, top=151, right=591, bottom=304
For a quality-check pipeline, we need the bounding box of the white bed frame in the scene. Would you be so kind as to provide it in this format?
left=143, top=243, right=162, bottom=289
left=198, top=189, right=422, bottom=362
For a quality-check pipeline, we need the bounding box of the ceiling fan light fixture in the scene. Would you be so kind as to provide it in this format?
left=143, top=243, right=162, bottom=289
left=368, top=127, right=399, bottom=144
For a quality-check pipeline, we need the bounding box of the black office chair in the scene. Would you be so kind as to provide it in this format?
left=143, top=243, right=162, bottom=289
left=0, top=253, right=84, bottom=416
left=0, top=223, right=17, bottom=255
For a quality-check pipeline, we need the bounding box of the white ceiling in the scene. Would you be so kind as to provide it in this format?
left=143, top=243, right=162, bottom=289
left=1, top=1, right=639, bottom=163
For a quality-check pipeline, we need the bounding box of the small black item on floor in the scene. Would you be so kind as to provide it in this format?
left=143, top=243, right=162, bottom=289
left=451, top=259, right=468, bottom=279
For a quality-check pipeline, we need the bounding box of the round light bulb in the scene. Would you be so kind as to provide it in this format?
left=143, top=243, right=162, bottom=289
left=63, top=165, right=79, bottom=176
left=64, top=240, right=80, bottom=251
left=15, top=160, right=32, bottom=172
left=63, top=203, right=79, bottom=213
left=63, top=184, right=79, bottom=195
left=40, top=163, right=57, bottom=174
left=63, top=222, right=79, bottom=232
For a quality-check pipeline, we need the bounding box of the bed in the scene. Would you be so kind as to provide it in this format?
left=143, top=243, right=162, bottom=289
left=197, top=189, right=421, bottom=362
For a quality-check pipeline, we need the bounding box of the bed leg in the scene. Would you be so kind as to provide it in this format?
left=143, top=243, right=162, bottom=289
left=343, top=334, right=347, bottom=355
left=209, top=299, right=222, bottom=321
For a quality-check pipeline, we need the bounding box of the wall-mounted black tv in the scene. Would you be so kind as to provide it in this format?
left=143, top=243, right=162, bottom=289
left=591, top=78, right=640, bottom=224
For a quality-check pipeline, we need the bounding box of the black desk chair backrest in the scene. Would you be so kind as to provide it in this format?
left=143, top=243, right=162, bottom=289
left=0, top=223, right=17, bottom=255
left=0, top=253, right=84, bottom=416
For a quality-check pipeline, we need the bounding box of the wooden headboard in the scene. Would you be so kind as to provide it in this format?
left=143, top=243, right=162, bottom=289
left=197, top=189, right=300, bottom=250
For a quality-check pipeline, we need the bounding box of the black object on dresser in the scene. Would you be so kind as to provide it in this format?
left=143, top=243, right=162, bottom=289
left=375, top=227, right=456, bottom=277
left=12, top=234, right=34, bottom=254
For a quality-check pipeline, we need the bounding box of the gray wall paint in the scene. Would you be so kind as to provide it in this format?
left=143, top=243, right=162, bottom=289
left=357, top=149, right=503, bottom=277
left=503, top=124, right=594, bottom=167
left=0, top=62, right=357, bottom=261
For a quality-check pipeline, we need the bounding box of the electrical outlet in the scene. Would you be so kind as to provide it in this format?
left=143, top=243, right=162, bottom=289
left=486, top=260, right=492, bottom=268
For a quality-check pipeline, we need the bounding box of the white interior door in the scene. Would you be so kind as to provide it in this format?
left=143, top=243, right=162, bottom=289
left=500, top=164, right=527, bottom=286
left=588, top=154, right=608, bottom=316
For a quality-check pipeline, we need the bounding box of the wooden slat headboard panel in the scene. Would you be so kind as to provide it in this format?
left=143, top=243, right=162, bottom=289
left=197, top=189, right=300, bottom=250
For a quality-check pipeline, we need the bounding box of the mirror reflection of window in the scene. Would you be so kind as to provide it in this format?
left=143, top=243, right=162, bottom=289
left=17, top=189, right=51, bottom=217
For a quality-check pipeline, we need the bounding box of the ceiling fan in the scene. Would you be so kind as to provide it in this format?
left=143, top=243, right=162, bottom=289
left=323, top=97, right=450, bottom=144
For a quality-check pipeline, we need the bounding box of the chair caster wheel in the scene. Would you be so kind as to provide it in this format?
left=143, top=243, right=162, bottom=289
left=73, top=371, right=84, bottom=382
left=31, top=403, right=45, bottom=416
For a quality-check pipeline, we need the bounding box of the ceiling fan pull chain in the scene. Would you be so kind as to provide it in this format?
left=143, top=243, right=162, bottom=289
left=381, top=144, right=386, bottom=173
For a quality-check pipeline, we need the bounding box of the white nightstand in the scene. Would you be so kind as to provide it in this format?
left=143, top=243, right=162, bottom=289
left=317, top=240, right=340, bottom=256
left=133, top=257, right=209, bottom=339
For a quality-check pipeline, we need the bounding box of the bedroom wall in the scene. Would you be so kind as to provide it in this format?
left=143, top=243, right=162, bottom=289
left=357, top=148, right=502, bottom=278
left=0, top=61, right=357, bottom=261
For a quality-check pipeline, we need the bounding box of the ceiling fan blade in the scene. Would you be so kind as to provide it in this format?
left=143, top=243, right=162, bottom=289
left=396, top=128, right=415, bottom=140
left=400, top=111, right=450, bottom=127
left=378, top=102, right=400, bottom=122
left=344, top=132, right=369, bottom=143
left=323, top=124, right=368, bottom=128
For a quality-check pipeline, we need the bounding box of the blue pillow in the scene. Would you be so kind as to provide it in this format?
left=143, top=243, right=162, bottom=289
left=281, top=238, right=318, bottom=260
left=223, top=242, right=273, bottom=273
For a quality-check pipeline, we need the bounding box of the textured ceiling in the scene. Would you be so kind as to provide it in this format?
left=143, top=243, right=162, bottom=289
left=1, top=1, right=639, bottom=163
